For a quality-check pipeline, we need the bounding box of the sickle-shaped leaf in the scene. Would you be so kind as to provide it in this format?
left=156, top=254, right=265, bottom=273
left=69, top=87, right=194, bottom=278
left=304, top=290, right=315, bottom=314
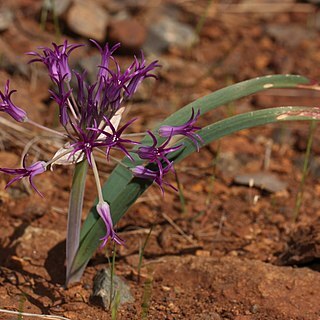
left=79, top=74, right=312, bottom=239
left=70, top=104, right=320, bottom=277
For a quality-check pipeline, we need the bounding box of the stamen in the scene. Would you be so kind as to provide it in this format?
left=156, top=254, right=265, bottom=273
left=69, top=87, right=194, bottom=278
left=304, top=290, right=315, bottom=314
left=67, top=98, right=79, bottom=121
left=67, top=82, right=80, bottom=116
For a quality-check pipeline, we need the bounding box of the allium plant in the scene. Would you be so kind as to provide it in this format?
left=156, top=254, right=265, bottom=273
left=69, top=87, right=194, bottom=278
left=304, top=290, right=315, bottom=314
left=1, top=40, right=320, bottom=286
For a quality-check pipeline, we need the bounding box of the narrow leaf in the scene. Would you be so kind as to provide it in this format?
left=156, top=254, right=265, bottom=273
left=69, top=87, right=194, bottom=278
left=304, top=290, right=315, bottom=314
left=80, top=74, right=311, bottom=238
left=71, top=105, right=320, bottom=275
left=66, top=160, right=88, bottom=285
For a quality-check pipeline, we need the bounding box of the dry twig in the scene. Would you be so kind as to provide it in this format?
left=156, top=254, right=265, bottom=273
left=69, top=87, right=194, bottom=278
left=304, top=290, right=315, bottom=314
left=0, top=308, right=70, bottom=320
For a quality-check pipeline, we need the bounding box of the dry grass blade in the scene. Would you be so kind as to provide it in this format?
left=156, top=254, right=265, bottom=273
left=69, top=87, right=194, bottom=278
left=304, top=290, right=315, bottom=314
left=161, top=212, right=195, bottom=244
left=0, top=308, right=71, bottom=320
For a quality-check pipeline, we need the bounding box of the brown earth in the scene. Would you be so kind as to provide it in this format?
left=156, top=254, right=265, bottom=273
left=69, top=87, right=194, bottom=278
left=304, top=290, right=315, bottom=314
left=0, top=0, right=320, bottom=319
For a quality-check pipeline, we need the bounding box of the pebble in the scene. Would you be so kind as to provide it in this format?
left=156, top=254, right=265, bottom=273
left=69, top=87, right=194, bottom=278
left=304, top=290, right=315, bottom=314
left=0, top=8, right=13, bottom=32
left=265, top=24, right=316, bottom=48
left=196, top=312, right=222, bottom=320
left=67, top=1, right=109, bottom=41
left=109, top=18, right=147, bottom=51
left=143, top=16, right=197, bottom=54
left=91, top=268, right=134, bottom=309
left=234, top=171, right=287, bottom=193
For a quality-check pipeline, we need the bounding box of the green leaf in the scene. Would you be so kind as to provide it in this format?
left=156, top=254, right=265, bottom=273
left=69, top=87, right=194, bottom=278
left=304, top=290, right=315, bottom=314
left=80, top=74, right=310, bottom=237
left=70, top=105, right=320, bottom=276
left=65, top=160, right=88, bottom=286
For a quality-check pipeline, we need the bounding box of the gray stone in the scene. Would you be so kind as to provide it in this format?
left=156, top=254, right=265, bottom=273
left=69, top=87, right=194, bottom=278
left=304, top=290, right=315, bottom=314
left=144, top=16, right=197, bottom=54
left=265, top=24, right=317, bottom=48
left=0, top=8, right=13, bottom=32
left=67, top=1, right=109, bottom=41
left=91, top=268, right=134, bottom=309
left=215, top=152, right=250, bottom=177
left=234, top=172, right=287, bottom=193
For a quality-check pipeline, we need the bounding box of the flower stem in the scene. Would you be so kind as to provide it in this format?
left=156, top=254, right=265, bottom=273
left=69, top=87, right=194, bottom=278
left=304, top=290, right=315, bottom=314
left=90, top=153, right=104, bottom=203
left=27, top=119, right=67, bottom=137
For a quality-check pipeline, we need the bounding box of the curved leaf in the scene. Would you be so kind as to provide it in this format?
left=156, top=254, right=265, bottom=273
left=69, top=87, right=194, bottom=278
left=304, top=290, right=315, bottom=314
left=70, top=105, right=320, bottom=276
left=80, top=74, right=311, bottom=237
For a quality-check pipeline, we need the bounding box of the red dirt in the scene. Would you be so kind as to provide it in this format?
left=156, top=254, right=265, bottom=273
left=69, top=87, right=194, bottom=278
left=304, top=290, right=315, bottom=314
left=0, top=1, right=320, bottom=319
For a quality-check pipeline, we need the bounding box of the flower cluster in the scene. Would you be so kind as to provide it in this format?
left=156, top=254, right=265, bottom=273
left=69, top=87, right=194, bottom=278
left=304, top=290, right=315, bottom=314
left=0, top=40, right=202, bottom=247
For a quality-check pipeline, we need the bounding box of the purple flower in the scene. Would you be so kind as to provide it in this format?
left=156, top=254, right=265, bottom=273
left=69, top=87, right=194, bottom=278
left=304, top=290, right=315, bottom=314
left=90, top=40, right=120, bottom=79
left=0, top=156, right=46, bottom=196
left=89, top=117, right=139, bottom=161
left=27, top=40, right=83, bottom=82
left=68, top=125, right=101, bottom=166
left=0, top=80, right=27, bottom=122
left=137, top=131, right=182, bottom=176
left=27, top=40, right=159, bottom=135
left=132, top=162, right=177, bottom=195
left=96, top=201, right=124, bottom=248
left=49, top=74, right=72, bottom=126
left=123, top=51, right=160, bottom=99
left=159, top=108, right=203, bottom=151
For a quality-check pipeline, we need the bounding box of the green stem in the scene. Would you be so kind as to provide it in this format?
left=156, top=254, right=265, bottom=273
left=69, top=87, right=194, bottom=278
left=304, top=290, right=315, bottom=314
left=109, top=244, right=116, bottom=310
left=293, top=121, right=316, bottom=221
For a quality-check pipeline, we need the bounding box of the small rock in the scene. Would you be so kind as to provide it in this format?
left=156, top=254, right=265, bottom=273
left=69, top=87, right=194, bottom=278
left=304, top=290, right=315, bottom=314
left=144, top=16, right=197, bottom=54
left=234, top=172, right=287, bottom=193
left=215, top=152, right=250, bottom=178
left=67, top=1, right=109, bottom=41
left=91, top=268, right=134, bottom=309
left=265, top=24, right=316, bottom=48
left=109, top=18, right=147, bottom=51
left=0, top=8, right=13, bottom=32
left=196, top=312, right=222, bottom=320
left=196, top=250, right=211, bottom=257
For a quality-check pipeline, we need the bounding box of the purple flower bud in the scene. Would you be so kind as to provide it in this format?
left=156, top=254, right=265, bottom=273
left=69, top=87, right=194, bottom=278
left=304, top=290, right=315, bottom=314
left=159, top=108, right=203, bottom=151
left=0, top=156, right=46, bottom=196
left=0, top=80, right=27, bottom=122
left=96, top=201, right=124, bottom=248
left=27, top=40, right=83, bottom=82
left=132, top=162, right=177, bottom=195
